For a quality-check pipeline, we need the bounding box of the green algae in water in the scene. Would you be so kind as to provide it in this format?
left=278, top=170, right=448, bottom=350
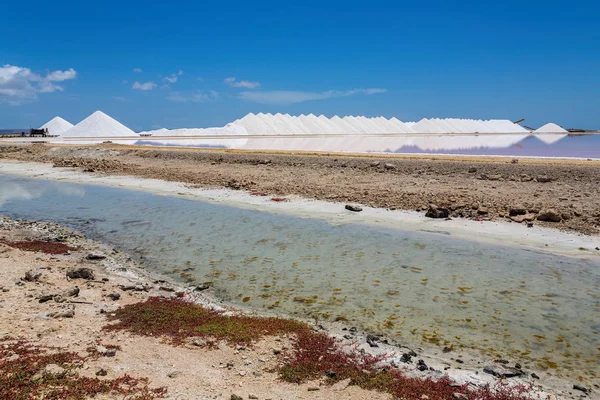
left=1, top=175, right=599, bottom=383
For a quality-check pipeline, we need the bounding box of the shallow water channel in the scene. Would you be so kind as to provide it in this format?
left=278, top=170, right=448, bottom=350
left=1, top=175, right=598, bottom=380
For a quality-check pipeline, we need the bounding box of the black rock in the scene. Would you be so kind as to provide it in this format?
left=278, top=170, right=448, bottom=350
left=325, top=370, right=337, bottom=378
left=366, top=334, right=379, bottom=348
left=107, top=293, right=121, bottom=301
left=417, top=359, right=428, bottom=371
left=39, top=295, right=55, bottom=303
left=345, top=204, right=363, bottom=212
left=96, top=368, right=107, bottom=376
left=66, top=268, right=95, bottom=280
left=86, top=252, right=106, bottom=260
left=483, top=364, right=524, bottom=378
left=425, top=205, right=449, bottom=219
left=573, top=384, right=590, bottom=394
left=400, top=353, right=412, bottom=363
left=531, top=373, right=540, bottom=379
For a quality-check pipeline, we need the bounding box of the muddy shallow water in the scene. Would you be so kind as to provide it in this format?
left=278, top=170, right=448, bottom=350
left=1, top=174, right=598, bottom=381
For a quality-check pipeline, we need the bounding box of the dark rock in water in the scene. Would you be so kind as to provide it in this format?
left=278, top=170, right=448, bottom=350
left=537, top=209, right=562, bottom=222
left=483, top=364, right=524, bottom=378
left=400, top=353, right=412, bottom=363
left=66, top=268, right=95, bottom=280
left=194, top=284, right=210, bottom=291
left=573, top=384, right=590, bottom=394
left=531, top=373, right=540, bottom=379
left=417, top=359, right=428, bottom=371
left=425, top=205, right=449, bottom=219
left=366, top=334, right=379, bottom=348
left=86, top=252, right=106, bottom=260
left=345, top=204, right=363, bottom=212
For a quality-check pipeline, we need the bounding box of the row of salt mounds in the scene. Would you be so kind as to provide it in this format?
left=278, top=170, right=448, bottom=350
left=533, top=122, right=568, bottom=145
left=62, top=111, right=137, bottom=138
left=40, top=117, right=74, bottom=135
left=232, top=113, right=416, bottom=135
left=135, top=124, right=248, bottom=148
left=411, top=118, right=529, bottom=134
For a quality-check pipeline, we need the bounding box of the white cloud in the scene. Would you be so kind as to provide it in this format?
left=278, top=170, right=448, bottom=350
left=164, top=74, right=178, bottom=83
left=132, top=81, right=157, bottom=91
left=46, top=68, right=77, bottom=82
left=224, top=77, right=260, bottom=89
left=0, top=64, right=77, bottom=105
left=178, top=69, right=183, bottom=76
left=238, top=88, right=387, bottom=105
left=133, top=68, right=142, bottom=73
left=166, top=90, right=219, bottom=103
left=112, top=96, right=129, bottom=102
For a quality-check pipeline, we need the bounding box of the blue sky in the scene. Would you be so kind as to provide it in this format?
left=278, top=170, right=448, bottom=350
left=1, top=0, right=598, bottom=131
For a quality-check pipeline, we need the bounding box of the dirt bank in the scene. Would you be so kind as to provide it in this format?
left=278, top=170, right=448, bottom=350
left=1, top=143, right=599, bottom=235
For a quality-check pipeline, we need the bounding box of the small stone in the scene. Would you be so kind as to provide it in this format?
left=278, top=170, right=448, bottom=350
left=53, top=309, right=74, bottom=318
left=96, top=368, right=108, bottom=376
left=191, top=337, right=207, bottom=347
left=452, top=393, right=468, bottom=399
left=531, top=373, right=540, bottom=379
left=468, top=167, right=477, bottom=173
left=573, top=384, right=590, bottom=394
left=86, top=252, right=106, bottom=260
left=425, top=205, right=449, bottom=219
left=536, top=175, right=552, bottom=183
left=238, top=371, right=246, bottom=376
left=249, top=395, right=259, bottom=399
left=509, top=205, right=527, bottom=216
left=384, top=163, right=396, bottom=170
left=231, top=395, right=243, bottom=400
left=345, top=204, right=363, bottom=212
left=63, top=287, right=80, bottom=297
left=370, top=161, right=380, bottom=167
left=107, top=293, right=120, bottom=301
left=105, top=348, right=117, bottom=357
left=477, top=207, right=489, bottom=215
left=366, top=334, right=379, bottom=348
left=307, top=387, right=320, bottom=391
left=39, top=295, right=55, bottom=303
left=167, top=371, right=180, bottom=378
left=194, top=284, right=210, bottom=291
left=442, top=346, right=452, bottom=353
left=483, top=364, right=524, bottom=378
left=67, top=268, right=95, bottom=280
left=252, top=371, right=263, bottom=377
left=24, top=269, right=42, bottom=282
left=273, top=349, right=281, bottom=355
left=537, top=209, right=562, bottom=223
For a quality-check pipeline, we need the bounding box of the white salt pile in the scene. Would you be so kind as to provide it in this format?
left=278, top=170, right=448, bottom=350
left=534, top=123, right=568, bottom=133
left=40, top=117, right=74, bottom=136
left=232, top=113, right=527, bottom=135
left=136, top=124, right=248, bottom=148
left=62, top=111, right=137, bottom=138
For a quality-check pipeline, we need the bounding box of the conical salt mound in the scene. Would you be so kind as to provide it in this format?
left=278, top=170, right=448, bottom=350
left=63, top=111, right=137, bottom=137
left=534, top=123, right=568, bottom=133
left=40, top=117, right=74, bottom=135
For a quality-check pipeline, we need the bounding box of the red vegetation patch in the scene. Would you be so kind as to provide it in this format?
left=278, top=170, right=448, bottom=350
left=104, top=297, right=310, bottom=346
left=270, top=197, right=288, bottom=202
left=0, top=239, right=77, bottom=255
left=0, top=337, right=166, bottom=400
left=103, top=298, right=543, bottom=400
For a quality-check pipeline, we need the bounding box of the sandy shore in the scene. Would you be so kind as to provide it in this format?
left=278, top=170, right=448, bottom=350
left=1, top=143, right=599, bottom=236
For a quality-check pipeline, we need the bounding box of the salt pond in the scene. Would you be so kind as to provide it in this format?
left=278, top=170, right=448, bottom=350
left=1, top=174, right=598, bottom=381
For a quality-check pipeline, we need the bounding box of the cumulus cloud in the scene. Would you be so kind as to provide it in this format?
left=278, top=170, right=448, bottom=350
left=133, top=68, right=142, bottom=73
left=132, top=81, right=157, bottom=91
left=238, top=88, right=387, bottom=105
left=0, top=64, right=77, bottom=105
left=224, top=77, right=260, bottom=89
left=166, top=90, right=219, bottom=103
